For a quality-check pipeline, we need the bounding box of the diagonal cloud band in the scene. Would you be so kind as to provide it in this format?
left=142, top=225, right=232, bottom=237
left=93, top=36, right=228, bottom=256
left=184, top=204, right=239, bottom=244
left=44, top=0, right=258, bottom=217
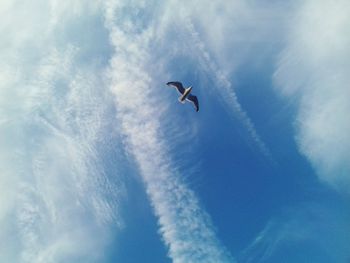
left=184, top=17, right=272, bottom=159
left=104, top=2, right=233, bottom=262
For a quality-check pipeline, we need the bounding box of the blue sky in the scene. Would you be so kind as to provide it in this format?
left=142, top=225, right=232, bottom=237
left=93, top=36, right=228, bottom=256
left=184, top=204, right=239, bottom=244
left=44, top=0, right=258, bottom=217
left=1, top=0, right=350, bottom=262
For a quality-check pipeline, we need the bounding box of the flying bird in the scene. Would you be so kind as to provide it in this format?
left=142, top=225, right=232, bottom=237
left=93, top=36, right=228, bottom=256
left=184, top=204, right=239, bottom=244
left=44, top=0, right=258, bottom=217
left=166, top=81, right=199, bottom=112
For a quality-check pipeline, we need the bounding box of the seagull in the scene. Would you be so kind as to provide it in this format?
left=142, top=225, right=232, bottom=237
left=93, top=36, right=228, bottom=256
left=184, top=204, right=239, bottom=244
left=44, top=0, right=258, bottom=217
left=166, top=81, right=199, bottom=112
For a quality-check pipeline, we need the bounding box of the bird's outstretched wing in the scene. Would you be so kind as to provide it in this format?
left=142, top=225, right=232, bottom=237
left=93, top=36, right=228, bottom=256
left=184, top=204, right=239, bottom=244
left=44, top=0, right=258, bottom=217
left=186, top=94, right=199, bottom=112
left=167, top=81, right=185, bottom=95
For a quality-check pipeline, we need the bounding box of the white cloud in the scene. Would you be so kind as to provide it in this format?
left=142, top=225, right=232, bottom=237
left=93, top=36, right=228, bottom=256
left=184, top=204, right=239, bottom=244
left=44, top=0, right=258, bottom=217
left=274, top=0, right=350, bottom=192
left=104, top=1, right=233, bottom=262
left=0, top=1, right=122, bottom=262
left=176, top=1, right=291, bottom=71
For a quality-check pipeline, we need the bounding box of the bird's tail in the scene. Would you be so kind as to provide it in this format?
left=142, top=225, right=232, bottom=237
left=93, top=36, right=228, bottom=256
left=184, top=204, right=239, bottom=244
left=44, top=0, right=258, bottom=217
left=178, top=96, right=186, bottom=104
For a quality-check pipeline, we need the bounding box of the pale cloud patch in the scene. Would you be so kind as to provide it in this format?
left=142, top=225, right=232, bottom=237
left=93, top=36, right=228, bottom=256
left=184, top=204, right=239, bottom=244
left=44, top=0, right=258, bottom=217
left=0, top=1, right=122, bottom=262
left=274, top=0, right=350, bottom=192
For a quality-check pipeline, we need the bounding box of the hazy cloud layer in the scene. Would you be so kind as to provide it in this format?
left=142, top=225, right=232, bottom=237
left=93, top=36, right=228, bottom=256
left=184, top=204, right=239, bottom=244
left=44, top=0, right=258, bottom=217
left=2, top=0, right=349, bottom=262
left=274, top=0, right=350, bottom=192
left=0, top=1, right=122, bottom=262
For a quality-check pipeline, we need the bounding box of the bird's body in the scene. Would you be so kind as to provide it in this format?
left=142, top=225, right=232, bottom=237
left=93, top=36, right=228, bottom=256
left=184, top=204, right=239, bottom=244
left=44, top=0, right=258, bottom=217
left=167, top=81, right=199, bottom=112
left=178, top=86, right=192, bottom=103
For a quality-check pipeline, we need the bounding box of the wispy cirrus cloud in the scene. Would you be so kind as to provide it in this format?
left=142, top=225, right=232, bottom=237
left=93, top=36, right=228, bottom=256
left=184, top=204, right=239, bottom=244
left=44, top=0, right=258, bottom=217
left=0, top=1, right=122, bottom=262
left=274, top=0, right=350, bottom=192
left=240, top=202, right=350, bottom=263
left=184, top=17, right=271, bottom=158
left=104, top=1, right=233, bottom=262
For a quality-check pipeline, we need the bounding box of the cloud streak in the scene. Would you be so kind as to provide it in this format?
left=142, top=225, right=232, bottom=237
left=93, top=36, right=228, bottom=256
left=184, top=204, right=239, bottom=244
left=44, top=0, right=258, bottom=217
left=184, top=17, right=271, bottom=158
left=104, top=1, right=233, bottom=262
left=240, top=202, right=350, bottom=262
